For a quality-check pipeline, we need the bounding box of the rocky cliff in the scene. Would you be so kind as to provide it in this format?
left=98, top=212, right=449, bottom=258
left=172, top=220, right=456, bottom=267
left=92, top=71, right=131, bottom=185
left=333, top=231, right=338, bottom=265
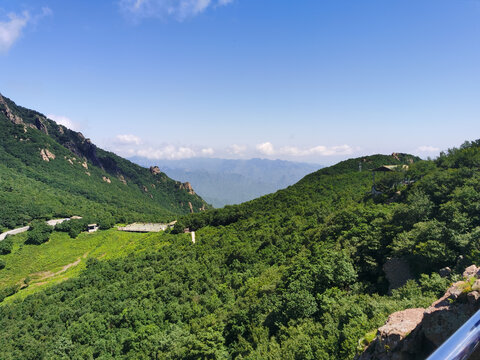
left=358, top=265, right=480, bottom=360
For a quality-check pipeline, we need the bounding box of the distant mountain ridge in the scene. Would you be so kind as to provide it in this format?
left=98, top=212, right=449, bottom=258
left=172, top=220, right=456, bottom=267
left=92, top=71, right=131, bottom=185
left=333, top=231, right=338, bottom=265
left=0, top=93, right=208, bottom=230
left=129, top=157, right=322, bottom=207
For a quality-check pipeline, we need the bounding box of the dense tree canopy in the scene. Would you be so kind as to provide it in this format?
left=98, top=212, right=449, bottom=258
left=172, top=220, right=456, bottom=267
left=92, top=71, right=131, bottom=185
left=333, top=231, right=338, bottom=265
left=2, top=129, right=480, bottom=358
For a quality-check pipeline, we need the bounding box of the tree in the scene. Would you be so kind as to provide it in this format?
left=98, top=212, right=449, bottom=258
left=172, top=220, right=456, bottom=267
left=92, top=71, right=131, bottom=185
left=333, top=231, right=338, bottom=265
left=25, top=221, right=53, bottom=245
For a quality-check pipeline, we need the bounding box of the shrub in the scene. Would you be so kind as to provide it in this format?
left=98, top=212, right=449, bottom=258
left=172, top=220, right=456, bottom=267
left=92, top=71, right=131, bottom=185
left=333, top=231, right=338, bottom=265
left=0, top=237, right=13, bottom=255
left=0, top=258, right=5, bottom=270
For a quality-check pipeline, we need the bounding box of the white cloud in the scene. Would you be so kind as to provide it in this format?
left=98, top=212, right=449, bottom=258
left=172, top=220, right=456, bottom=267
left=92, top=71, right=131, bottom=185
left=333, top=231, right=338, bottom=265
left=47, top=114, right=81, bottom=131
left=135, top=145, right=197, bottom=159
left=417, top=145, right=440, bottom=153
left=115, top=134, right=143, bottom=145
left=228, top=144, right=247, bottom=155
left=256, top=142, right=275, bottom=156
left=281, top=144, right=354, bottom=157
left=255, top=142, right=353, bottom=157
left=119, top=0, right=234, bottom=21
left=0, top=12, right=29, bottom=53
left=201, top=147, right=214, bottom=156
left=0, top=8, right=52, bottom=54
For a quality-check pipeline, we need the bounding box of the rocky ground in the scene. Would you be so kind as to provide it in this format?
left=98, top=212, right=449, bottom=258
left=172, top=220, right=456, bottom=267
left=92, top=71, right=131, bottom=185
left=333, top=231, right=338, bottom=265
left=358, top=265, right=480, bottom=360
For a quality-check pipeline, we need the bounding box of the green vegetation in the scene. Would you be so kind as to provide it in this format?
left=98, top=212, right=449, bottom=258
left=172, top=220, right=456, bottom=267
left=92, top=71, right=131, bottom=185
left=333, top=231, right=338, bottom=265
left=0, top=228, right=184, bottom=303
left=3, top=93, right=480, bottom=358
left=0, top=237, right=13, bottom=255
left=0, top=94, right=209, bottom=231
left=25, top=220, right=53, bottom=245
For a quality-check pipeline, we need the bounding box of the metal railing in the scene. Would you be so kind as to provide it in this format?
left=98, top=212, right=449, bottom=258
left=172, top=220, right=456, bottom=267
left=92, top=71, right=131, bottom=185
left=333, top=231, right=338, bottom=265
left=427, top=309, right=480, bottom=360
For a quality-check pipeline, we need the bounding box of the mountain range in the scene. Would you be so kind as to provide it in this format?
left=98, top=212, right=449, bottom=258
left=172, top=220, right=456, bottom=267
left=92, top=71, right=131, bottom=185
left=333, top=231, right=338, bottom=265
left=130, top=157, right=322, bottom=207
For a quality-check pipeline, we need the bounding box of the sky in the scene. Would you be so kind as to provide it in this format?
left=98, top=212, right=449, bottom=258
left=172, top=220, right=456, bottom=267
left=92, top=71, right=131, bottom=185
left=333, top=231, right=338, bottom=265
left=1, top=0, right=479, bottom=165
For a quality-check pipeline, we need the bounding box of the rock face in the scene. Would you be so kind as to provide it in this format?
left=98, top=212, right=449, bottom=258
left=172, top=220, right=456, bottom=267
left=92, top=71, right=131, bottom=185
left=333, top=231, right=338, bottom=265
left=383, top=257, right=413, bottom=292
left=359, top=308, right=425, bottom=360
left=40, top=149, right=56, bottom=162
left=358, top=265, right=480, bottom=360
left=150, top=166, right=161, bottom=175
left=35, top=116, right=48, bottom=135
left=180, top=182, right=196, bottom=195
left=0, top=94, right=23, bottom=125
left=102, top=176, right=111, bottom=184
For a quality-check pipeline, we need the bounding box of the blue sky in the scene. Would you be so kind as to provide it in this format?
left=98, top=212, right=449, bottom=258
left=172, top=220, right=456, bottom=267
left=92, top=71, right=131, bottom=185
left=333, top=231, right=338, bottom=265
left=1, top=0, right=479, bottom=164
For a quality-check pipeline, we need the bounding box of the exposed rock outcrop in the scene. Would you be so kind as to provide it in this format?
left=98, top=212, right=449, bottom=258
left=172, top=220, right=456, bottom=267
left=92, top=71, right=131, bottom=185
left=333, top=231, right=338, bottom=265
left=0, top=94, right=23, bottom=125
left=358, top=265, right=480, bottom=360
left=179, top=182, right=196, bottom=195
left=150, top=166, right=161, bottom=175
left=35, top=116, right=48, bottom=135
left=40, top=149, right=56, bottom=162
left=391, top=152, right=400, bottom=161
left=102, top=176, right=111, bottom=184
left=188, top=202, right=194, bottom=213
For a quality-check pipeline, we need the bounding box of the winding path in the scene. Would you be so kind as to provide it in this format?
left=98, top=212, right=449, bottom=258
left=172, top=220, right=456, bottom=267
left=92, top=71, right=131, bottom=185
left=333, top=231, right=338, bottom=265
left=0, top=218, right=79, bottom=241
left=0, top=226, right=30, bottom=241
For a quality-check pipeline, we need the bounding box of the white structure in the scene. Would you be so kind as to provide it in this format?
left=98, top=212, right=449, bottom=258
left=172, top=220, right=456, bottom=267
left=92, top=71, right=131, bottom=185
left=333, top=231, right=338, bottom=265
left=191, top=231, right=196, bottom=244
left=87, top=224, right=99, bottom=233
left=117, top=223, right=171, bottom=233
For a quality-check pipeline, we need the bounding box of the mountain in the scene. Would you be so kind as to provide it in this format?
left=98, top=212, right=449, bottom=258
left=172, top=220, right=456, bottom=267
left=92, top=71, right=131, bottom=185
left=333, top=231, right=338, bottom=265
left=130, top=157, right=322, bottom=207
left=0, top=93, right=209, bottom=231
left=2, top=133, right=480, bottom=359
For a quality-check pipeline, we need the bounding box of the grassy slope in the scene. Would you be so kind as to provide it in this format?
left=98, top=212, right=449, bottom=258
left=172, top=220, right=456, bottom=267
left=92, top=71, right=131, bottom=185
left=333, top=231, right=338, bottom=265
left=0, top=229, right=192, bottom=303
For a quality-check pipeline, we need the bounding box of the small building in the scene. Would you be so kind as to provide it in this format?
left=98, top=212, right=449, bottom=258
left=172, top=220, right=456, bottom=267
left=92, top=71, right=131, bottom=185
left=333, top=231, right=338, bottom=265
left=88, top=224, right=99, bottom=233
left=117, top=223, right=169, bottom=233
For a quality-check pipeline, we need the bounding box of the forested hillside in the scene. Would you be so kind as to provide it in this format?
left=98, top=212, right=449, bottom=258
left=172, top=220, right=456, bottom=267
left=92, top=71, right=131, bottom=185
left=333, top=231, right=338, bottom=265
left=0, top=93, right=209, bottom=231
left=2, top=137, right=480, bottom=358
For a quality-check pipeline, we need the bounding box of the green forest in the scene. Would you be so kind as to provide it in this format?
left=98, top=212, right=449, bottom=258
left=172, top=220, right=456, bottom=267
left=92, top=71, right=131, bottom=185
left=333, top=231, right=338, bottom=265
left=2, top=120, right=480, bottom=358
left=2, top=85, right=480, bottom=360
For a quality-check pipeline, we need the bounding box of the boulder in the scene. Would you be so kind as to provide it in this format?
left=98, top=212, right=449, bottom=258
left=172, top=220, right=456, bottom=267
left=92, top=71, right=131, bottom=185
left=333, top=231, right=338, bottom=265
left=40, top=149, right=56, bottom=162
left=358, top=309, right=424, bottom=360
left=150, top=166, right=161, bottom=175
left=463, top=265, right=480, bottom=279
left=358, top=265, right=480, bottom=360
